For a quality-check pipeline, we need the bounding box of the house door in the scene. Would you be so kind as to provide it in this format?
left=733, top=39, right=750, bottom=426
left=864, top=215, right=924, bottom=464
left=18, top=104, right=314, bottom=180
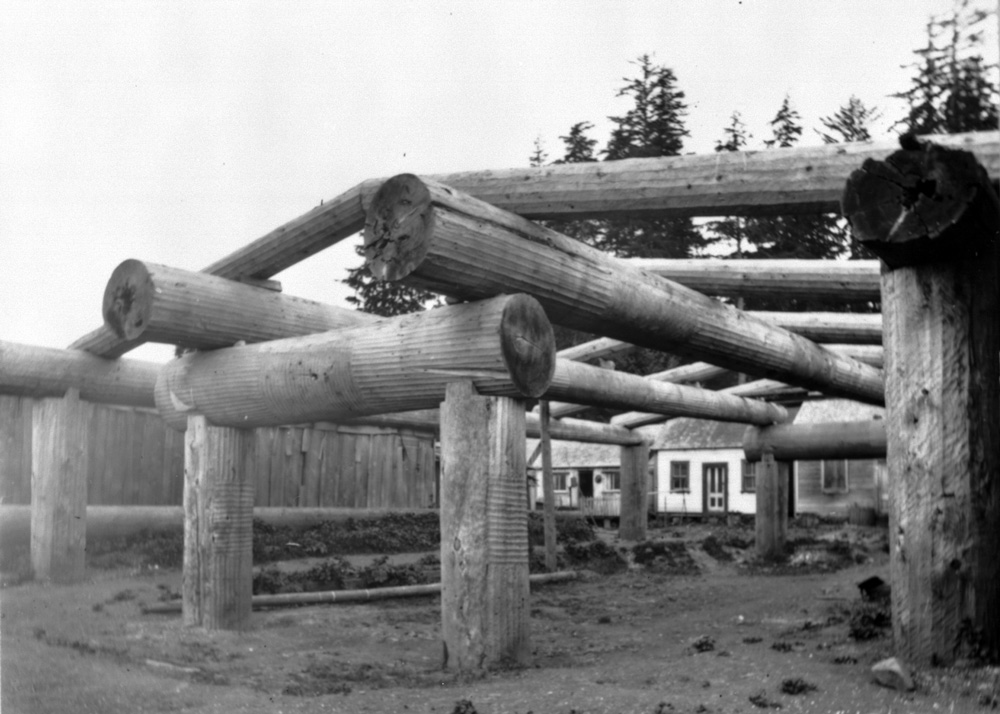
left=703, top=463, right=728, bottom=513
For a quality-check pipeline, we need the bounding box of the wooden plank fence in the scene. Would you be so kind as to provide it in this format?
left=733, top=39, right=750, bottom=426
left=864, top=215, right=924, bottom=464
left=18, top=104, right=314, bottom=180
left=0, top=395, right=438, bottom=508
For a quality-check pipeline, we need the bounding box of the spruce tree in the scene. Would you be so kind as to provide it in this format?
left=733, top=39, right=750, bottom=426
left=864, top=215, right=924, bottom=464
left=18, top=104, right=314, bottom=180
left=707, top=112, right=752, bottom=260
left=342, top=251, right=438, bottom=317
left=894, top=0, right=999, bottom=134
left=601, top=55, right=710, bottom=260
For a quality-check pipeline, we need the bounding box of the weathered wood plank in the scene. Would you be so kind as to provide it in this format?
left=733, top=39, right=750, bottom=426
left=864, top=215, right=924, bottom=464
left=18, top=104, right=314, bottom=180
left=755, top=454, right=789, bottom=560
left=31, top=389, right=88, bottom=583
left=619, top=441, right=650, bottom=541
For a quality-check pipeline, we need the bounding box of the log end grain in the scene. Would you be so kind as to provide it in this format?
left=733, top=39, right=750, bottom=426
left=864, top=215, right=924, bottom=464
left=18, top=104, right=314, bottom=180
left=499, top=294, right=556, bottom=398
left=364, top=174, right=434, bottom=281
left=103, top=259, right=155, bottom=340
left=841, top=142, right=997, bottom=269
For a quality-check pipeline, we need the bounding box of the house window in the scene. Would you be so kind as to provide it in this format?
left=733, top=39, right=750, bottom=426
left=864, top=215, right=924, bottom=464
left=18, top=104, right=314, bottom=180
left=741, top=460, right=757, bottom=493
left=602, top=469, right=620, bottom=492
left=821, top=460, right=849, bottom=494
left=552, top=470, right=571, bottom=491
left=670, top=461, right=690, bottom=492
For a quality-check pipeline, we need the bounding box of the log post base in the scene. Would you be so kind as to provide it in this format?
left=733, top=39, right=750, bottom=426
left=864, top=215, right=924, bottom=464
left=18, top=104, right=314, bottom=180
left=440, top=382, right=530, bottom=671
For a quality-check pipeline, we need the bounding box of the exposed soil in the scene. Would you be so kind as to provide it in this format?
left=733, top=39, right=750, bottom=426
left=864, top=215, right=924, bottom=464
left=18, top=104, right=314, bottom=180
left=3, top=519, right=999, bottom=714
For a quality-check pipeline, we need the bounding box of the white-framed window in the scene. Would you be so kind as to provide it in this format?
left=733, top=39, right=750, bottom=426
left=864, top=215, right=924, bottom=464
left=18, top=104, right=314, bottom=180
left=602, top=469, right=620, bottom=492
left=552, top=470, right=571, bottom=491
left=821, top=459, right=849, bottom=494
left=670, top=461, right=690, bottom=492
left=741, top=460, right=757, bottom=493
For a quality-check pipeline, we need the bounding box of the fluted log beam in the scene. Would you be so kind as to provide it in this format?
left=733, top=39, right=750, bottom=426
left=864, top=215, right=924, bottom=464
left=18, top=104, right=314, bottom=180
left=0, top=340, right=158, bottom=408
left=155, top=295, right=555, bottom=430
left=365, top=175, right=885, bottom=406
left=103, top=260, right=371, bottom=349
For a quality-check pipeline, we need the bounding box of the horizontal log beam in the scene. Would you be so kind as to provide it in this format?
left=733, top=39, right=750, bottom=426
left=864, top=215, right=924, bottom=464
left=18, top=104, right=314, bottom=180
left=427, top=131, right=998, bottom=220
left=155, top=295, right=555, bottom=430
left=68, top=131, right=995, bottom=359
left=628, top=259, right=881, bottom=301
left=103, top=260, right=371, bottom=349
left=743, top=420, right=887, bottom=462
left=365, top=175, right=885, bottom=406
left=546, top=359, right=786, bottom=426
left=0, top=340, right=159, bottom=408
left=611, top=378, right=791, bottom=429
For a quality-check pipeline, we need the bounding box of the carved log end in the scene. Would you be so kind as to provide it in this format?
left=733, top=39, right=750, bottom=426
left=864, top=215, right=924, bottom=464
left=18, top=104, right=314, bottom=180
left=364, top=174, right=434, bottom=281
left=499, top=294, right=556, bottom=398
left=103, top=259, right=155, bottom=340
left=841, top=143, right=997, bottom=269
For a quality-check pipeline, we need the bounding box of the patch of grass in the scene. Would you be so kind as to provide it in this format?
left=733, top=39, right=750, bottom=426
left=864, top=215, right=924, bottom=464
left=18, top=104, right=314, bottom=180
left=527, top=513, right=595, bottom=545
left=563, top=540, right=627, bottom=575
left=631, top=540, right=699, bottom=574
left=700, top=535, right=733, bottom=562
left=748, top=689, right=783, bottom=709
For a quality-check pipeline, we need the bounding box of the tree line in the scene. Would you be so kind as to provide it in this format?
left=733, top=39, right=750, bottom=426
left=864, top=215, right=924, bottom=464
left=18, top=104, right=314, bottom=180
left=344, top=0, right=997, bottom=339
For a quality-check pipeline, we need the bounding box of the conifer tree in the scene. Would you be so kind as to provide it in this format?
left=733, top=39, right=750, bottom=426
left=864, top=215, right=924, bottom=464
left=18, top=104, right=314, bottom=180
left=600, top=55, right=710, bottom=259
left=707, top=112, right=752, bottom=260
left=342, top=253, right=438, bottom=316
left=894, top=0, right=998, bottom=134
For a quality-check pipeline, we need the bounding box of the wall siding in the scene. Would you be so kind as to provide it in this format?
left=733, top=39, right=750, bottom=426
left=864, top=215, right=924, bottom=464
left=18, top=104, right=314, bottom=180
left=0, top=396, right=436, bottom=509
left=795, top=458, right=880, bottom=517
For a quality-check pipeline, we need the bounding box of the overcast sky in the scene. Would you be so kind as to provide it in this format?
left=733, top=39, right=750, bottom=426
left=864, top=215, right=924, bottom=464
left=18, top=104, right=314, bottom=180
left=3, top=0, right=996, bottom=363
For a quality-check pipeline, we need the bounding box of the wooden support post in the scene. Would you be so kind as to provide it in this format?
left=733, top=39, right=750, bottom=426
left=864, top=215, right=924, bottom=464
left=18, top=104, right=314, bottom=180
left=183, top=415, right=255, bottom=631
left=755, top=453, right=789, bottom=561
left=30, top=388, right=87, bottom=583
left=619, top=441, right=650, bottom=541
left=539, top=401, right=557, bottom=572
left=440, top=382, right=530, bottom=671
left=843, top=140, right=1000, bottom=666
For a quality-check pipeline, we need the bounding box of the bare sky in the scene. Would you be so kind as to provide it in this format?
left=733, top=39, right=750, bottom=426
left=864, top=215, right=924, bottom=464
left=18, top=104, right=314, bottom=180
left=3, top=0, right=996, bottom=363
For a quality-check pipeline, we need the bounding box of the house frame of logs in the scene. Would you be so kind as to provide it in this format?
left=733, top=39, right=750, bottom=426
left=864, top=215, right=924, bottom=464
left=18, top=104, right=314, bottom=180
left=3, top=130, right=997, bottom=670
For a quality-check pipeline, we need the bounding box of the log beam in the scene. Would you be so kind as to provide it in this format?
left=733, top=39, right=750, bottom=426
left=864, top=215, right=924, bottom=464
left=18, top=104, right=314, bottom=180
left=440, top=382, right=530, bottom=671
left=628, top=258, right=880, bottom=302
left=743, top=420, right=887, bottom=462
left=0, top=340, right=159, bottom=408
left=30, top=389, right=88, bottom=583
left=103, top=259, right=370, bottom=349
left=364, top=175, right=885, bottom=406
left=546, top=359, right=788, bottom=426
left=154, top=295, right=556, bottom=430
left=68, top=131, right=996, bottom=359
left=183, top=416, right=254, bottom=631
left=842, top=140, right=1000, bottom=666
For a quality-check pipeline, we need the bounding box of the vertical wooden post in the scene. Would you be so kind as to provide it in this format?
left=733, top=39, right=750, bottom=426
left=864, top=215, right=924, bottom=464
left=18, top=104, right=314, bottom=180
left=755, top=453, right=788, bottom=560
left=31, top=388, right=87, bottom=583
left=440, top=382, right=530, bottom=671
left=183, top=415, right=255, bottom=631
left=619, top=441, right=649, bottom=541
left=539, top=401, right=558, bottom=571
left=843, top=142, right=1000, bottom=665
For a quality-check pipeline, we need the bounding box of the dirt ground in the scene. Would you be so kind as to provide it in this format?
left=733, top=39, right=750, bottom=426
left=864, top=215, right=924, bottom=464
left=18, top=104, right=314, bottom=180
left=3, top=521, right=999, bottom=714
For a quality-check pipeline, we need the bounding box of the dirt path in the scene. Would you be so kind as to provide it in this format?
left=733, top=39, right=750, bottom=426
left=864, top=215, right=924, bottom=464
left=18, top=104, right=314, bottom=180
left=3, top=526, right=997, bottom=714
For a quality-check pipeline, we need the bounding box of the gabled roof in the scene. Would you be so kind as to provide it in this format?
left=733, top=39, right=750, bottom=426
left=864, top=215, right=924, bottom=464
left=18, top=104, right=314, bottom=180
left=525, top=439, right=619, bottom=469
left=793, top=398, right=884, bottom=423
left=648, top=418, right=750, bottom=451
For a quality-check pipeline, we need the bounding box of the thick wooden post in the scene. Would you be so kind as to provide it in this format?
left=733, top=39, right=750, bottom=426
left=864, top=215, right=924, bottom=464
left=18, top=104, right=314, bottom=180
left=755, top=453, right=789, bottom=560
left=183, top=415, right=255, bottom=631
left=539, top=401, right=558, bottom=572
left=619, top=441, right=650, bottom=541
left=30, top=388, right=87, bottom=583
left=440, top=382, right=530, bottom=671
left=843, top=140, right=1000, bottom=666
